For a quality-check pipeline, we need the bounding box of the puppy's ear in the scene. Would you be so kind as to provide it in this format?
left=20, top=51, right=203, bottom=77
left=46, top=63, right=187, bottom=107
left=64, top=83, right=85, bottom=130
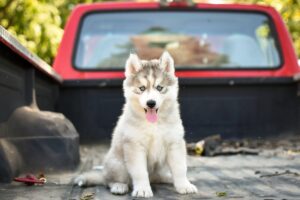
left=125, top=53, right=142, bottom=77
left=159, top=51, right=175, bottom=74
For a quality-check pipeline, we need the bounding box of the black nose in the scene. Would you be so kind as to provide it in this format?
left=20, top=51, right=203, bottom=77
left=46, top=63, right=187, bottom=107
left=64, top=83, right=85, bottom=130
left=147, top=100, right=156, bottom=108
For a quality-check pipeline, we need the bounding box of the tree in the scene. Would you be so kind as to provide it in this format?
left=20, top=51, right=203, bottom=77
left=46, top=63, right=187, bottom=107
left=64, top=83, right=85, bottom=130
left=0, top=0, right=96, bottom=64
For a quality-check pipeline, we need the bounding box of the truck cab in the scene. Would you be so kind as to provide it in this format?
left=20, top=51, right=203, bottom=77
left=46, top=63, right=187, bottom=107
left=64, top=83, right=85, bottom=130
left=54, top=1, right=299, bottom=142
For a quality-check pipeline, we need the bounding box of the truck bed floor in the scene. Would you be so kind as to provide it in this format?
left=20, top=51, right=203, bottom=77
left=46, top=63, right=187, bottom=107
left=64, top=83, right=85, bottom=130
left=0, top=143, right=299, bottom=200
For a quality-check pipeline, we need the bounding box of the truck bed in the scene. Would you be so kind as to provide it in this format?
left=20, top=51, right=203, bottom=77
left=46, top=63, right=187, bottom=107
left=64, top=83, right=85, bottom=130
left=1, top=143, right=299, bottom=200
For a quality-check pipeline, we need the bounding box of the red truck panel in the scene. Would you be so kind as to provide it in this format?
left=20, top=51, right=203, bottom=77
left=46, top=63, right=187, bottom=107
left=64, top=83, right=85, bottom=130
left=53, top=2, right=299, bottom=80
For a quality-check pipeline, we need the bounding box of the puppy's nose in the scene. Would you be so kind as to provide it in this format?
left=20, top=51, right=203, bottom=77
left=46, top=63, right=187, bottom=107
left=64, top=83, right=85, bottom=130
left=146, top=100, right=156, bottom=108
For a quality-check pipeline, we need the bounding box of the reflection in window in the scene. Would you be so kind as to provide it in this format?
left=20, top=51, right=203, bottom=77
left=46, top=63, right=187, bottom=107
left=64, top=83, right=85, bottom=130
left=74, top=12, right=281, bottom=69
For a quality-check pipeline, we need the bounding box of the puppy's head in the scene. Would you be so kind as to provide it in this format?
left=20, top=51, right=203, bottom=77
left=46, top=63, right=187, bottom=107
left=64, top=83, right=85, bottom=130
left=123, top=51, right=178, bottom=123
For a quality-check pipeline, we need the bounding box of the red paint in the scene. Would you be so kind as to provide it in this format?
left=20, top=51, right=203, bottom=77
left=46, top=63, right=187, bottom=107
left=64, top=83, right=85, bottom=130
left=14, top=174, right=45, bottom=185
left=53, top=2, right=299, bottom=80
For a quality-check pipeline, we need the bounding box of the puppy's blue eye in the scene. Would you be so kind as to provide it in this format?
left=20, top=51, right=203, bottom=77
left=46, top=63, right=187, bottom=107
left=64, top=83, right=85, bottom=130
left=139, top=86, right=146, bottom=92
left=156, top=85, right=163, bottom=92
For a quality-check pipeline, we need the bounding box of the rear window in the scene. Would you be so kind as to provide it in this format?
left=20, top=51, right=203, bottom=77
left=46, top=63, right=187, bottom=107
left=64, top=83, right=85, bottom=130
left=74, top=11, right=281, bottom=70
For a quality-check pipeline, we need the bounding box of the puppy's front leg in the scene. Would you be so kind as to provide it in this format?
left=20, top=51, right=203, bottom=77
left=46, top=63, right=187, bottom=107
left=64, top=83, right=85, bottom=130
left=167, top=140, right=198, bottom=194
left=124, top=143, right=153, bottom=198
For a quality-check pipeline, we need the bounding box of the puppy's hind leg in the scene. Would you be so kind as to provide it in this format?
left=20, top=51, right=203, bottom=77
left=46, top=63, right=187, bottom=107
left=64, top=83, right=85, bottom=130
left=105, top=159, right=130, bottom=195
left=74, top=170, right=105, bottom=187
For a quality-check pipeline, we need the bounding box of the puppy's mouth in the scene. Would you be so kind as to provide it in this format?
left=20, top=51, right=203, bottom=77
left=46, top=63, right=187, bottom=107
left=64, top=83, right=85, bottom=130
left=143, top=108, right=158, bottom=113
left=144, top=108, right=158, bottom=123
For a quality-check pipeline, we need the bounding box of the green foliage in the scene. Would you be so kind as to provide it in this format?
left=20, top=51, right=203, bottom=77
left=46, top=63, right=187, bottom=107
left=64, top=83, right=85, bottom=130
left=0, top=0, right=96, bottom=64
left=1, top=0, right=59, bottom=63
left=0, top=0, right=299, bottom=64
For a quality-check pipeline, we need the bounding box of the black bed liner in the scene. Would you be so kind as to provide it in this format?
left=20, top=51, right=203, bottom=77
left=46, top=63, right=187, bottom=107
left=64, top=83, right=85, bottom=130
left=0, top=26, right=79, bottom=183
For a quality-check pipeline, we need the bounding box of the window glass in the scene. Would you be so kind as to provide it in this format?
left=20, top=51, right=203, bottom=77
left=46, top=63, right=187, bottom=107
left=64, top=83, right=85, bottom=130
left=74, top=11, right=281, bottom=69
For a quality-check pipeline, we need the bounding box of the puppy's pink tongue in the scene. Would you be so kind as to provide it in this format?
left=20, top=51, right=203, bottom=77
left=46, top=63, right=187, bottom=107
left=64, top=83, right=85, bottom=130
left=146, top=109, right=157, bottom=123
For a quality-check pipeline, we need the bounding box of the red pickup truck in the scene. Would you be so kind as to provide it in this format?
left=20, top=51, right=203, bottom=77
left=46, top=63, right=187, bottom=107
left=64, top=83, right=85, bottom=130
left=0, top=1, right=299, bottom=199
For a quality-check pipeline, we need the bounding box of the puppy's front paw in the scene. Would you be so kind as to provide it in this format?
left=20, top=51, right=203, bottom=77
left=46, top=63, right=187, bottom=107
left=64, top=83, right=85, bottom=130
left=132, top=185, right=153, bottom=198
left=110, top=183, right=129, bottom=195
left=175, top=182, right=198, bottom=194
left=74, top=175, right=87, bottom=187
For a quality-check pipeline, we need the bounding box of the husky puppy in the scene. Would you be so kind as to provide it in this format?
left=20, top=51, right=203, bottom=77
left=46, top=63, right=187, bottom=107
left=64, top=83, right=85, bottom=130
left=75, top=52, right=197, bottom=198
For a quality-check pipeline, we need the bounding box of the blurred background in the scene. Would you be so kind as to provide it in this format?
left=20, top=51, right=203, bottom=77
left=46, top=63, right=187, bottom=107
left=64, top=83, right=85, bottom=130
left=0, top=0, right=299, bottom=64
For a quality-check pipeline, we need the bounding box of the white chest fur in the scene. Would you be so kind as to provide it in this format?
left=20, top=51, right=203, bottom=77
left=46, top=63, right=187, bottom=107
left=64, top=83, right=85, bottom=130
left=142, top=125, right=168, bottom=172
